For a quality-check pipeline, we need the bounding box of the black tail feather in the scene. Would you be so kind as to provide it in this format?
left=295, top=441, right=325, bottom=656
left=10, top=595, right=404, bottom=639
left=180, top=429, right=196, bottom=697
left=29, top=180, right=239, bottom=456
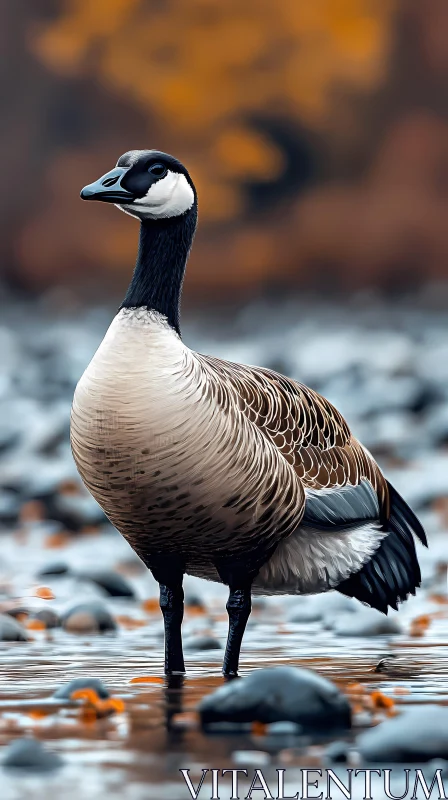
left=337, top=481, right=426, bottom=614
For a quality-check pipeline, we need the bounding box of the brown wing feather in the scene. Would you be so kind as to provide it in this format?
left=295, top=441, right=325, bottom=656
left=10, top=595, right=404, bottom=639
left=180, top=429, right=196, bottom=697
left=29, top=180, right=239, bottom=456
left=199, top=355, right=388, bottom=518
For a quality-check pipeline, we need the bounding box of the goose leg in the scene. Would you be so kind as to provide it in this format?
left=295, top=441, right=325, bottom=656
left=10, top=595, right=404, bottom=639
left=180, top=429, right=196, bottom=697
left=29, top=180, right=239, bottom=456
left=147, top=555, right=186, bottom=675
left=216, top=561, right=254, bottom=677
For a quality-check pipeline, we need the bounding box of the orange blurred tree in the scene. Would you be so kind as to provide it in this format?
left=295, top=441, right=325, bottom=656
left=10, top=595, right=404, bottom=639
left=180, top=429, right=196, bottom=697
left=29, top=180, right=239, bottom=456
left=33, top=0, right=396, bottom=222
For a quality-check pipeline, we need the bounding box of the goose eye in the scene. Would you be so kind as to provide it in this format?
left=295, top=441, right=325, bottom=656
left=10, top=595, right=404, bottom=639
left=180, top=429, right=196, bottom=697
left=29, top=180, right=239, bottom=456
left=148, top=163, right=167, bottom=178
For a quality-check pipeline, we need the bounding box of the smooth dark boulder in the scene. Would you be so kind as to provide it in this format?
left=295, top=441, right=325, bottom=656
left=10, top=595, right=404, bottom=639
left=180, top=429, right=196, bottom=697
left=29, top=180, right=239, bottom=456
left=333, top=607, right=401, bottom=636
left=38, top=562, right=70, bottom=578
left=76, top=569, right=135, bottom=598
left=358, top=705, right=448, bottom=762
left=2, top=737, right=63, bottom=771
left=324, top=740, right=350, bottom=763
left=61, top=601, right=116, bottom=634
left=184, top=634, right=221, bottom=651
left=53, top=676, right=110, bottom=700
left=0, top=614, right=29, bottom=641
left=199, top=666, right=351, bottom=731
left=32, top=608, right=61, bottom=629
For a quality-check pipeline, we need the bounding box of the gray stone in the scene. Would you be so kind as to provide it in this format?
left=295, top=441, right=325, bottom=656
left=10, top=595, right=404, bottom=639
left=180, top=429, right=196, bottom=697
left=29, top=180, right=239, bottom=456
left=38, top=562, right=70, bottom=578
left=61, top=602, right=116, bottom=634
left=324, top=741, right=350, bottom=763
left=76, top=569, right=135, bottom=598
left=53, top=677, right=110, bottom=700
left=184, top=634, right=221, bottom=651
left=2, top=737, right=63, bottom=771
left=199, top=667, right=351, bottom=731
left=32, top=608, right=61, bottom=629
left=358, top=705, right=448, bottom=762
left=0, top=614, right=29, bottom=641
left=333, top=607, right=402, bottom=636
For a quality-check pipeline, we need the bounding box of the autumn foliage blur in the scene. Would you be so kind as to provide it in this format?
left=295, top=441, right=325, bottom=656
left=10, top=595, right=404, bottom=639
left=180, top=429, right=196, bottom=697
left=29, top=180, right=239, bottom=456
left=1, top=0, right=447, bottom=301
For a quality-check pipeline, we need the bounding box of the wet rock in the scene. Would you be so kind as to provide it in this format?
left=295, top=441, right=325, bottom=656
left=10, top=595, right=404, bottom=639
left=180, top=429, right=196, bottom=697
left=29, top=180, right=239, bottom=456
left=184, top=634, right=221, bottom=651
left=0, top=421, right=20, bottom=455
left=358, top=705, right=448, bottom=762
left=199, top=666, right=351, bottom=731
left=76, top=569, right=135, bottom=598
left=324, top=741, right=350, bottom=763
left=2, top=737, right=63, bottom=771
left=333, top=607, right=402, bottom=636
left=48, top=492, right=106, bottom=532
left=0, top=614, right=29, bottom=641
left=0, top=490, right=20, bottom=525
left=287, top=598, right=322, bottom=624
left=288, top=593, right=357, bottom=625
left=32, top=608, right=61, bottom=629
left=38, top=562, right=71, bottom=578
left=61, top=602, right=116, bottom=634
left=4, top=606, right=29, bottom=619
left=185, top=593, right=206, bottom=611
left=54, top=677, right=110, bottom=700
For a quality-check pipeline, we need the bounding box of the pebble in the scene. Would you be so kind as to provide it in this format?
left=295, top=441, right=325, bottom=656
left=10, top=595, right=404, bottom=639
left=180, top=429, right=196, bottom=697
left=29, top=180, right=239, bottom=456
left=54, top=677, right=110, bottom=700
left=0, top=613, right=29, bottom=641
left=2, top=737, right=63, bottom=771
left=358, top=705, right=448, bottom=762
left=76, top=569, right=135, bottom=598
left=0, top=490, right=20, bottom=525
left=38, top=562, right=71, bottom=578
left=184, top=634, right=222, bottom=651
left=61, top=602, right=116, bottom=634
left=185, top=593, right=206, bottom=611
left=32, top=608, right=61, bottom=629
left=199, top=666, right=351, bottom=731
left=332, top=607, right=402, bottom=636
left=324, top=740, right=350, bottom=763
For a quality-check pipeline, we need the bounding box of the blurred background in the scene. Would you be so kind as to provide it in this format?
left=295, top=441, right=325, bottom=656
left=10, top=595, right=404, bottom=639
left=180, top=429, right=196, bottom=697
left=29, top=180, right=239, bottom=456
left=1, top=0, right=447, bottom=302
left=0, top=3, right=447, bottom=794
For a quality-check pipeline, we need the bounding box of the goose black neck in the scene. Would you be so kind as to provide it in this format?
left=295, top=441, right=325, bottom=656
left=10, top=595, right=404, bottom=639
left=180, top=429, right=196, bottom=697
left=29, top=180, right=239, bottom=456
left=120, top=205, right=197, bottom=336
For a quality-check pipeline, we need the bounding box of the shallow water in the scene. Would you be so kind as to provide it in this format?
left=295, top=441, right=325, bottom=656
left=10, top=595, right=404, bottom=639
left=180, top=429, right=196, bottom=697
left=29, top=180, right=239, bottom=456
left=0, top=526, right=446, bottom=799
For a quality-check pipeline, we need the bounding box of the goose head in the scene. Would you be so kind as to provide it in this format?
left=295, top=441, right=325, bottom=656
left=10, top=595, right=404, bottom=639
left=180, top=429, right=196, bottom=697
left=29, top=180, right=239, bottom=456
left=80, top=150, right=196, bottom=222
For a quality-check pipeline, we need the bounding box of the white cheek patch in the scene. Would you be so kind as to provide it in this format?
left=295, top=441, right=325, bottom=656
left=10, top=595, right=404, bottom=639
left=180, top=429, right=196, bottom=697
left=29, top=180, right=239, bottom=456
left=117, top=171, right=194, bottom=220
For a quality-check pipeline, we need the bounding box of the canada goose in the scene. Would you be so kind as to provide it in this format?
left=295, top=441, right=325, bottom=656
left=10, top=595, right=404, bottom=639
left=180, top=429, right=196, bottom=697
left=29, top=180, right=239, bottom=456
left=72, top=149, right=427, bottom=677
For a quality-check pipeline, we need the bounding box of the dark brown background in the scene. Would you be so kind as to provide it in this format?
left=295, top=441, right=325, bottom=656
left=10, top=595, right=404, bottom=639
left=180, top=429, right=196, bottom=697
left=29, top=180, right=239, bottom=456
left=1, top=0, right=447, bottom=304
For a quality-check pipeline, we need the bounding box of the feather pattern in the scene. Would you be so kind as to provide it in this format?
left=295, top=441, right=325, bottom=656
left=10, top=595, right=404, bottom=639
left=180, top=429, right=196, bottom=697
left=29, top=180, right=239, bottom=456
left=71, top=308, right=424, bottom=605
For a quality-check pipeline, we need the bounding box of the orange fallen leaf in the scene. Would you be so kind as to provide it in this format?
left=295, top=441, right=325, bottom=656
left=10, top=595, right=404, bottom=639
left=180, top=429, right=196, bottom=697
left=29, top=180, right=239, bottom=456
left=71, top=688, right=100, bottom=704
left=29, top=709, right=52, bottom=719
left=129, top=676, right=164, bottom=685
left=371, top=691, right=395, bottom=710
left=346, top=683, right=366, bottom=696
left=45, top=531, right=70, bottom=548
left=34, top=586, right=55, bottom=600
left=410, top=614, right=432, bottom=637
left=27, top=619, right=46, bottom=631
left=186, top=605, right=206, bottom=617
left=116, top=615, right=147, bottom=629
left=71, top=688, right=125, bottom=717
left=80, top=706, right=97, bottom=724
left=80, top=525, right=101, bottom=535
left=252, top=720, right=267, bottom=735
left=20, top=501, right=46, bottom=522
left=58, top=479, right=81, bottom=495
left=142, top=598, right=159, bottom=613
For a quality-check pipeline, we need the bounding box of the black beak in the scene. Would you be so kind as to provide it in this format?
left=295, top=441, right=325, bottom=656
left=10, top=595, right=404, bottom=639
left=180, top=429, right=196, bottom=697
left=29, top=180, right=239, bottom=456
left=80, top=167, right=134, bottom=203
